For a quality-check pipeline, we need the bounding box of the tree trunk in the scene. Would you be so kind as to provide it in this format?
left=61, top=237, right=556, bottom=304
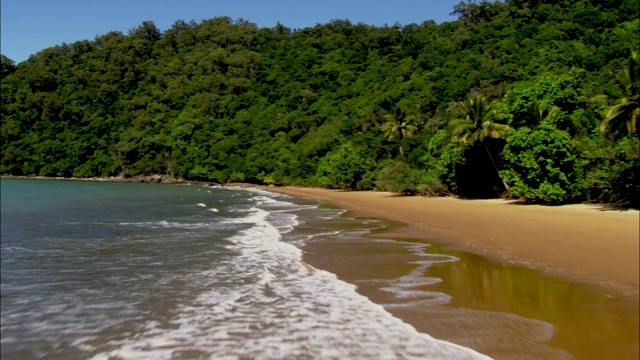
left=484, top=143, right=509, bottom=191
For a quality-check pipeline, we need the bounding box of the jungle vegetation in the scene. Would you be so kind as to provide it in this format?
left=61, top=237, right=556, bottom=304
left=1, top=0, right=639, bottom=206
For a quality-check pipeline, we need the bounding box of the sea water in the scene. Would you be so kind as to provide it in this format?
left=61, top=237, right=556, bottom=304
left=0, top=179, right=489, bottom=359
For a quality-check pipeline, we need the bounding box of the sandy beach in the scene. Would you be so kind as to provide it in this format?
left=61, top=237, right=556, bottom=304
left=5, top=178, right=637, bottom=358
left=263, top=186, right=640, bottom=358
left=267, top=186, right=639, bottom=298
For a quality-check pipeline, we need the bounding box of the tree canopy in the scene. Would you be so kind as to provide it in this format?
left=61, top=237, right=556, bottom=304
left=1, top=0, right=639, bottom=206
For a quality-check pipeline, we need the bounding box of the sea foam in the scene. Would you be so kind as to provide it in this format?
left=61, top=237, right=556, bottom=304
left=90, top=194, right=490, bottom=360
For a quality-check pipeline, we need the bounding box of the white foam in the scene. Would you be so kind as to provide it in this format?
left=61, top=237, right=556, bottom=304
left=357, top=242, right=460, bottom=308
left=196, top=203, right=206, bottom=207
left=118, top=220, right=227, bottom=230
left=89, top=199, right=490, bottom=360
left=2, top=246, right=34, bottom=253
left=207, top=208, right=219, bottom=212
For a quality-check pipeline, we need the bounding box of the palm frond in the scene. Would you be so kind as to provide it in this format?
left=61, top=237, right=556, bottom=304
left=602, top=98, right=640, bottom=134
left=601, top=51, right=640, bottom=136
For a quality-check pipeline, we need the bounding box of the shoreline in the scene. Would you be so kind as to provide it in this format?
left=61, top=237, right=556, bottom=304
left=4, top=176, right=638, bottom=297
left=4, top=177, right=638, bottom=358
left=0, top=174, right=187, bottom=184
left=264, top=186, right=640, bottom=299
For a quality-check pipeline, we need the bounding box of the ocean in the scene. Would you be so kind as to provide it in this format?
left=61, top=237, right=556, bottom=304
left=0, top=178, right=489, bottom=359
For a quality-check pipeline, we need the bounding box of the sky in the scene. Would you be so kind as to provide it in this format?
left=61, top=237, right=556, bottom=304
left=1, top=0, right=461, bottom=64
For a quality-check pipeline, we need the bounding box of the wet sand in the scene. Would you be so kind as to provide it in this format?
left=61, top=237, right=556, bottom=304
left=264, top=186, right=639, bottom=359
left=267, top=187, right=639, bottom=298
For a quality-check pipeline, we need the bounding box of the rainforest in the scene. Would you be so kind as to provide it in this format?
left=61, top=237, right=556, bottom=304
left=1, top=0, right=638, bottom=205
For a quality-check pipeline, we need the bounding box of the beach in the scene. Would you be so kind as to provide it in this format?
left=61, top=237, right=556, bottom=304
left=268, top=186, right=639, bottom=298
left=263, top=186, right=640, bottom=359
left=3, top=178, right=637, bottom=359
left=5, top=179, right=501, bottom=359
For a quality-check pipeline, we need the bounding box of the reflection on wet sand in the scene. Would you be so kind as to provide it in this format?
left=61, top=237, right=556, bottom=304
left=303, top=229, right=639, bottom=360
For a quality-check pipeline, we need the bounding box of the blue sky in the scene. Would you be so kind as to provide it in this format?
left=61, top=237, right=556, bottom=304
left=1, top=0, right=461, bottom=64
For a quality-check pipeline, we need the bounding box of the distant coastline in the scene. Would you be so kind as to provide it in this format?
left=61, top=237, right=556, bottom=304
left=1, top=174, right=186, bottom=184
left=0, top=174, right=261, bottom=187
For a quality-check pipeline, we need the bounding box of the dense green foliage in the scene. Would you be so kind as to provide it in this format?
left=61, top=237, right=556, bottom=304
left=501, top=124, right=586, bottom=203
left=1, top=0, right=639, bottom=205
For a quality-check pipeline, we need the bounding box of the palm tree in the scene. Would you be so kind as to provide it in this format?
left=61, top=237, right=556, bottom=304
left=381, top=108, right=419, bottom=156
left=601, top=50, right=639, bottom=136
left=451, top=94, right=510, bottom=190
left=530, top=102, right=560, bottom=128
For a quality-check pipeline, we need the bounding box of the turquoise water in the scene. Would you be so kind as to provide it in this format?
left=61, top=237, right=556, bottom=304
left=0, top=179, right=489, bottom=359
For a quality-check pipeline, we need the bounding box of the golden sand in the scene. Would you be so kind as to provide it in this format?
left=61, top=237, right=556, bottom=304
left=264, top=187, right=639, bottom=359
left=267, top=187, right=639, bottom=298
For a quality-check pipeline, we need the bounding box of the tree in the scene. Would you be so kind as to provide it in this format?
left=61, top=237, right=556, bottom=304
left=518, top=102, right=561, bottom=129
left=130, top=21, right=162, bottom=41
left=450, top=95, right=510, bottom=191
left=451, top=0, right=504, bottom=25
left=601, top=50, right=639, bottom=136
left=505, top=74, right=591, bottom=134
left=380, top=108, right=419, bottom=156
left=315, top=144, right=366, bottom=189
left=0, top=55, right=16, bottom=78
left=500, top=124, right=587, bottom=204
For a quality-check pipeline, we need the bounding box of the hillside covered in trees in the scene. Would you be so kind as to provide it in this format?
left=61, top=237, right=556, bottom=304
left=1, top=0, right=639, bottom=205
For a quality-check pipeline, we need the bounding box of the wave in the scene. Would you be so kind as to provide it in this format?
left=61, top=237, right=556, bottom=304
left=2, top=184, right=490, bottom=359
left=89, top=192, right=489, bottom=360
left=118, top=220, right=229, bottom=230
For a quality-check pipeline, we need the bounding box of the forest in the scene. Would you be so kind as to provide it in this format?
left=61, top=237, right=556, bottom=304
left=1, top=0, right=638, bottom=206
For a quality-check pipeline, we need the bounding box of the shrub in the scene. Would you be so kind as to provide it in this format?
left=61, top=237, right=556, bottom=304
left=315, top=144, right=366, bottom=189
left=375, top=159, right=447, bottom=196
left=500, top=125, right=587, bottom=204
left=375, top=160, right=419, bottom=193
